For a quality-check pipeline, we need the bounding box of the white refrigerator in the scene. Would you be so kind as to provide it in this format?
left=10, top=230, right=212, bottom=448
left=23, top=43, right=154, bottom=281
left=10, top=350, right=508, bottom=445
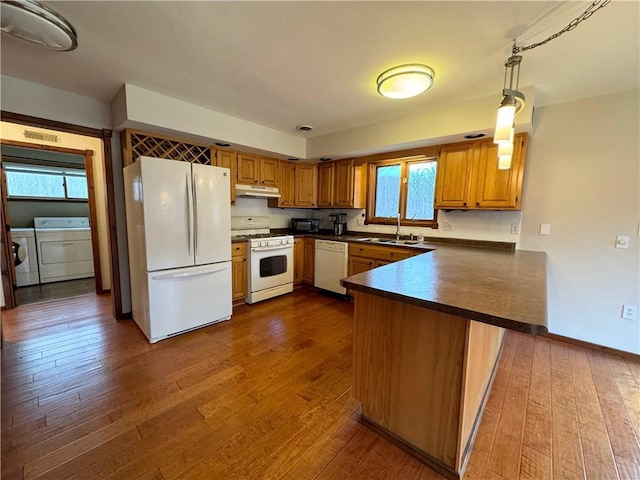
left=124, top=156, right=232, bottom=343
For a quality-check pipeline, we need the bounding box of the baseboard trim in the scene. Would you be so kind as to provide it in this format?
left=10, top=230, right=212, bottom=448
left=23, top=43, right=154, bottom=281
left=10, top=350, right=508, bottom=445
left=542, top=332, right=639, bottom=359
left=360, top=415, right=459, bottom=480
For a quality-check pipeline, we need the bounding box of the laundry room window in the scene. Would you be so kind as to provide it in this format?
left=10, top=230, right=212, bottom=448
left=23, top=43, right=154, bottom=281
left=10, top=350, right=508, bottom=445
left=4, top=163, right=88, bottom=200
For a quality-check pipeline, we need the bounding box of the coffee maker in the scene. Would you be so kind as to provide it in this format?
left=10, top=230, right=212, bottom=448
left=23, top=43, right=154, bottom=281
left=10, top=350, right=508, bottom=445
left=329, top=213, right=348, bottom=236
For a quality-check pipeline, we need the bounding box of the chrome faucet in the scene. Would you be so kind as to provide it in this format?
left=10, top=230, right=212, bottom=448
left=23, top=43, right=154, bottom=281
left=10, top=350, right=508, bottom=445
left=396, top=214, right=401, bottom=241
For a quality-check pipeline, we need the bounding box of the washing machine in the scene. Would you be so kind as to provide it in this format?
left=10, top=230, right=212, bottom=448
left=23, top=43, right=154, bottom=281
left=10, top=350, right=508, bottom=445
left=10, top=228, right=40, bottom=287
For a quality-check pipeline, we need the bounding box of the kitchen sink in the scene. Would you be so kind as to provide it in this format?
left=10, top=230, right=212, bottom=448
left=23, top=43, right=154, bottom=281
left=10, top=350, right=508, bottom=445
left=357, top=238, right=421, bottom=245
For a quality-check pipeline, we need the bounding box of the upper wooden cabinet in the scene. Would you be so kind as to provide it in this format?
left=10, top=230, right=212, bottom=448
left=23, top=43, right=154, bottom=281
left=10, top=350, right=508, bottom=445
left=317, top=159, right=365, bottom=208
left=435, top=133, right=528, bottom=210
left=294, top=164, right=318, bottom=207
left=317, top=162, right=334, bottom=207
left=214, top=149, right=237, bottom=203
left=269, top=162, right=318, bottom=208
left=236, top=153, right=279, bottom=187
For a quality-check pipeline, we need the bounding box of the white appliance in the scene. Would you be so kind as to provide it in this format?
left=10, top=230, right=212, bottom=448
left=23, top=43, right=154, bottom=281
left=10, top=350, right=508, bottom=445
left=33, top=217, right=94, bottom=284
left=231, top=216, right=294, bottom=304
left=124, top=156, right=232, bottom=343
left=10, top=228, right=39, bottom=286
left=314, top=239, right=348, bottom=295
left=235, top=184, right=280, bottom=198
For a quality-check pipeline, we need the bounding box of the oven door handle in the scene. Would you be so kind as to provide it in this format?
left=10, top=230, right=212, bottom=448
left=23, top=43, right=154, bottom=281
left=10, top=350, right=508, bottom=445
left=250, top=245, right=292, bottom=253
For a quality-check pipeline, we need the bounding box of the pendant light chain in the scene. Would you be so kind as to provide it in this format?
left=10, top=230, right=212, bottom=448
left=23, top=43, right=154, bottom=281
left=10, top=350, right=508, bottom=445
left=512, top=0, right=611, bottom=55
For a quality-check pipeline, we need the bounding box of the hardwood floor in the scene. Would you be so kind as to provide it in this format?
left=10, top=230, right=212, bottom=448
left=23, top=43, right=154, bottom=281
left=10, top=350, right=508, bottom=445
left=1, top=289, right=639, bottom=480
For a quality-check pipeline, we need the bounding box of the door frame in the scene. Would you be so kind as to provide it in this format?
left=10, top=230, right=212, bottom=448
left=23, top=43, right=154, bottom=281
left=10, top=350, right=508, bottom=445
left=1, top=139, right=103, bottom=294
left=0, top=112, right=122, bottom=317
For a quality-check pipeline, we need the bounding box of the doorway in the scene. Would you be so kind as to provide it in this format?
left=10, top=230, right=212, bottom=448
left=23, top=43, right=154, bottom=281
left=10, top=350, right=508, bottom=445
left=1, top=141, right=104, bottom=307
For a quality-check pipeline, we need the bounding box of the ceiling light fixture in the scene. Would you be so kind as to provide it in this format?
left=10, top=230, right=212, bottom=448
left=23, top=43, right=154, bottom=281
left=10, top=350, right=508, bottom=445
left=493, top=0, right=611, bottom=169
left=1, top=0, right=78, bottom=51
left=376, top=64, right=434, bottom=99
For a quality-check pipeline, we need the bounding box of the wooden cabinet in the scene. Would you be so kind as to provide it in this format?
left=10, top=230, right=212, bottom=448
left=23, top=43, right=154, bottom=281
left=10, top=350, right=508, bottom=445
left=293, top=238, right=305, bottom=285
left=435, top=133, right=527, bottom=210
left=347, top=243, right=419, bottom=276
left=317, top=159, right=365, bottom=208
left=348, top=256, right=374, bottom=276
left=215, top=149, right=237, bottom=203
left=231, top=242, right=247, bottom=304
left=236, top=153, right=279, bottom=187
left=317, top=162, right=334, bottom=207
left=473, top=135, right=527, bottom=209
left=294, top=164, right=318, bottom=207
left=303, top=237, right=315, bottom=285
left=269, top=162, right=318, bottom=208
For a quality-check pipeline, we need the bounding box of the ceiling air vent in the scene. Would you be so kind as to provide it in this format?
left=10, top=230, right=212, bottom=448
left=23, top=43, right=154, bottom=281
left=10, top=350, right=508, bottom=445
left=23, top=130, right=60, bottom=143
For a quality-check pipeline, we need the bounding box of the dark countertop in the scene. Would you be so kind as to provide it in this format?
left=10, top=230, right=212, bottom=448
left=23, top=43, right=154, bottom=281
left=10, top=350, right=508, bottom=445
left=341, top=246, right=548, bottom=334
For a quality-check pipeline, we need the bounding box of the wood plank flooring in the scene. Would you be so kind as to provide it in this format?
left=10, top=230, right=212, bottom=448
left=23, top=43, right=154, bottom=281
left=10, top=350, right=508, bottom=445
left=2, top=290, right=639, bottom=479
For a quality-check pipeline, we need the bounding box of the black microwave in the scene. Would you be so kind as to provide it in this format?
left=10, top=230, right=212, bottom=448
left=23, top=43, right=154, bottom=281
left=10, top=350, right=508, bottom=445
left=291, top=218, right=320, bottom=233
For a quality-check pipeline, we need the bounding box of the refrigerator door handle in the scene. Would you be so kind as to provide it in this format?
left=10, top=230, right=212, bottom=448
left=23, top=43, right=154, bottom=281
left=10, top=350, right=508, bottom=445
left=186, top=173, right=194, bottom=256
left=193, top=173, right=199, bottom=256
left=151, top=264, right=230, bottom=280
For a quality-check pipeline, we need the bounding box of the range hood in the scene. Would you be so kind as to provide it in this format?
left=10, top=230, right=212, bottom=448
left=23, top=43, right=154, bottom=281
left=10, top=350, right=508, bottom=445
left=235, top=184, right=280, bottom=198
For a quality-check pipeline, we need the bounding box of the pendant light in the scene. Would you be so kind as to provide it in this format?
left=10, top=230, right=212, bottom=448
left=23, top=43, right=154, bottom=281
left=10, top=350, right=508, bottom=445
left=497, top=127, right=514, bottom=170
left=1, top=0, right=78, bottom=51
left=377, top=64, right=435, bottom=99
left=494, top=55, right=524, bottom=144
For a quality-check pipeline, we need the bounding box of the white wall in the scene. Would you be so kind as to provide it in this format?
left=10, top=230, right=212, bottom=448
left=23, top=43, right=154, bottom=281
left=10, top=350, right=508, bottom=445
left=520, top=90, right=640, bottom=354
left=314, top=208, right=521, bottom=245
left=231, top=197, right=307, bottom=228
left=1, top=75, right=112, bottom=129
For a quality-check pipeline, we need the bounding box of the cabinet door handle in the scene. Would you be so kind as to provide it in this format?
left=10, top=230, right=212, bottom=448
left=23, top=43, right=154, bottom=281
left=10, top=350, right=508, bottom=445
left=476, top=202, right=480, bottom=206
left=463, top=202, right=467, bottom=206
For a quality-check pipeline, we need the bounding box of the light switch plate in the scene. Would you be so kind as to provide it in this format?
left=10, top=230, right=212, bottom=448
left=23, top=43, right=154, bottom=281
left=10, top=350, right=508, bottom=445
left=616, top=236, right=629, bottom=249
left=540, top=224, right=550, bottom=235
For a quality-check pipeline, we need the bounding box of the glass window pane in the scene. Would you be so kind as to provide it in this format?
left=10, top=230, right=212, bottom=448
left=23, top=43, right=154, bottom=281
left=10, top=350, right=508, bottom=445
left=6, top=171, right=65, bottom=198
left=374, top=164, right=401, bottom=218
left=66, top=175, right=88, bottom=199
left=406, top=161, right=437, bottom=220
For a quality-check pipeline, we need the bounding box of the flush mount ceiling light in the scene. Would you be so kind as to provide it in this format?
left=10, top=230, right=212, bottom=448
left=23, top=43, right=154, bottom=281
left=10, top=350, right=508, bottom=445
left=493, top=0, right=611, bottom=169
left=376, top=64, right=434, bottom=99
left=1, top=0, right=77, bottom=51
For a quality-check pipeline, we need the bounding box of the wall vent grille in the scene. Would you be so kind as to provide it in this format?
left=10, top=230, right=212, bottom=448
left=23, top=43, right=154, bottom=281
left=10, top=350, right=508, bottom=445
left=23, top=130, right=60, bottom=143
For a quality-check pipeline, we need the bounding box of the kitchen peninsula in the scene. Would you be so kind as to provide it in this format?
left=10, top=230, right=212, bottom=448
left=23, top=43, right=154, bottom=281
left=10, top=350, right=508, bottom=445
left=341, top=246, right=547, bottom=480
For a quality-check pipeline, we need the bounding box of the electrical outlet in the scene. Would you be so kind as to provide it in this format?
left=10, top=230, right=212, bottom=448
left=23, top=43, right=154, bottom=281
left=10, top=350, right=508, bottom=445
left=622, top=305, right=637, bottom=320
left=356, top=217, right=364, bottom=226
left=442, top=222, right=453, bottom=232
left=511, top=223, right=520, bottom=234
left=540, top=224, right=550, bottom=235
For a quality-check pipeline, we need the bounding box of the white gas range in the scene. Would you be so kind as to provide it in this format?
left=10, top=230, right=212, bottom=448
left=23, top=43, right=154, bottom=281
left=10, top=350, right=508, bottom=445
left=231, top=216, right=294, bottom=304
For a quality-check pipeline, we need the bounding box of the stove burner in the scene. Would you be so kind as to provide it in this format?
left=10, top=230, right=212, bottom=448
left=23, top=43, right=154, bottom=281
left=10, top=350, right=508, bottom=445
left=232, top=233, right=288, bottom=240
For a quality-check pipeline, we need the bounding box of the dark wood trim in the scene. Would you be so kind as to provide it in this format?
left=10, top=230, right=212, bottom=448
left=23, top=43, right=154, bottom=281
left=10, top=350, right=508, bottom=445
left=360, top=415, right=459, bottom=480
left=7, top=197, right=89, bottom=204
left=102, top=129, right=125, bottom=319
left=353, top=145, right=439, bottom=166
left=543, top=332, right=640, bottom=359
left=1, top=112, right=104, bottom=138
left=0, top=167, right=16, bottom=310
left=83, top=151, right=103, bottom=294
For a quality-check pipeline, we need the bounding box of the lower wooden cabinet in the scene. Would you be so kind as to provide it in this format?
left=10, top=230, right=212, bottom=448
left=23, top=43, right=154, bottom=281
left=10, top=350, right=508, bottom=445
left=348, top=243, right=419, bottom=276
left=293, top=238, right=305, bottom=285
left=303, top=237, right=315, bottom=285
left=231, top=242, right=247, bottom=304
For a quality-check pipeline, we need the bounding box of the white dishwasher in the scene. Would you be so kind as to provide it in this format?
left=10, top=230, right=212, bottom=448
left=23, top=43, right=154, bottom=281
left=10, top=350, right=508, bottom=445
left=314, top=239, right=348, bottom=295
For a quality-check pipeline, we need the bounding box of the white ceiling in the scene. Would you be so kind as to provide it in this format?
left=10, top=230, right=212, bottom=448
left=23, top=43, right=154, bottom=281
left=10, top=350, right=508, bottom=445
left=1, top=1, right=638, bottom=139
